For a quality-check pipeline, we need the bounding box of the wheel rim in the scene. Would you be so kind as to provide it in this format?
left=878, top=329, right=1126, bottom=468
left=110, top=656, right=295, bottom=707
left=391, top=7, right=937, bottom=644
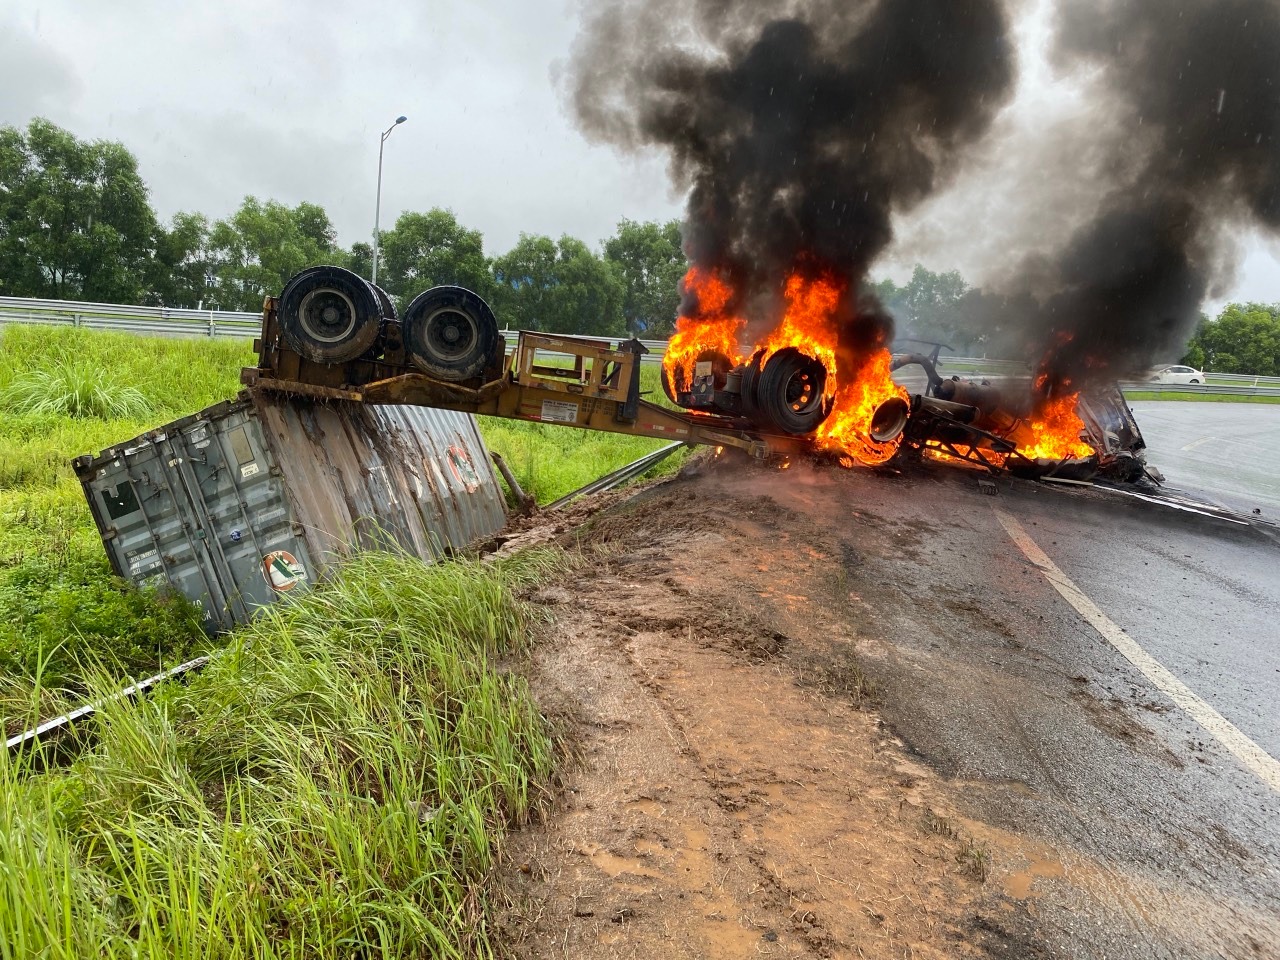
left=297, top=288, right=358, bottom=344
left=784, top=367, right=820, bottom=413
left=424, top=308, right=478, bottom=361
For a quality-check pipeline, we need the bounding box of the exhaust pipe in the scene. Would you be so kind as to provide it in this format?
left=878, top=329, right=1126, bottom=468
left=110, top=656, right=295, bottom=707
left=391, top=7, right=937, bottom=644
left=868, top=396, right=911, bottom=443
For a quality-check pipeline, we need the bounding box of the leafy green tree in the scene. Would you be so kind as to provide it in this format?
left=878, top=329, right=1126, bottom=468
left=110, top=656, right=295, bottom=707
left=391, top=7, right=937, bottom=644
left=1185, top=304, right=1280, bottom=375
left=603, top=218, right=686, bottom=337
left=344, top=241, right=374, bottom=282
left=378, top=209, right=492, bottom=306
left=144, top=211, right=213, bottom=308
left=206, top=198, right=340, bottom=311
left=0, top=118, right=157, bottom=302
left=491, top=234, right=625, bottom=336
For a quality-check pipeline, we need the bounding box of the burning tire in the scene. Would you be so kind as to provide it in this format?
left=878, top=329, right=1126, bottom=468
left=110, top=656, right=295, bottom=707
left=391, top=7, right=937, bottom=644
left=278, top=266, right=384, bottom=364
left=401, top=285, right=501, bottom=382
left=743, top=348, right=831, bottom=436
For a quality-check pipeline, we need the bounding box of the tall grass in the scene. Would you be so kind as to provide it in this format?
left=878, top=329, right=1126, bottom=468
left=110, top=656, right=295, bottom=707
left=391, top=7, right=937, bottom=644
left=0, top=326, right=251, bottom=717
left=1, top=364, right=153, bottom=419
left=0, top=551, right=556, bottom=958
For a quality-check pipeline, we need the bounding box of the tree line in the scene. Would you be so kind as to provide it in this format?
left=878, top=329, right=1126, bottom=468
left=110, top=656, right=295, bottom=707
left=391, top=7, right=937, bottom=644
left=0, top=119, right=686, bottom=337
left=3, top=119, right=1278, bottom=373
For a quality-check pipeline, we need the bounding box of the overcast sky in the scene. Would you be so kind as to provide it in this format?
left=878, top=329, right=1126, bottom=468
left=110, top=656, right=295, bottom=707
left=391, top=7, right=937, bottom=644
left=3, top=0, right=1278, bottom=311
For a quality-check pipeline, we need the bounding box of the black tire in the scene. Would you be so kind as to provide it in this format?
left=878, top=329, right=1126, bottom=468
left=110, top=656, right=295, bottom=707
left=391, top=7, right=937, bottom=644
left=1189, top=379, right=1200, bottom=384
left=739, top=352, right=762, bottom=422
left=402, top=286, right=500, bottom=382
left=278, top=266, right=383, bottom=363
left=371, top=283, right=397, bottom=320
left=749, top=348, right=830, bottom=435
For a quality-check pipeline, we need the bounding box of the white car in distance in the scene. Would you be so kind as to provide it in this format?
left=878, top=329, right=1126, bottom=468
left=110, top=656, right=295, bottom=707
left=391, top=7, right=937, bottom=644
left=1149, top=364, right=1206, bottom=385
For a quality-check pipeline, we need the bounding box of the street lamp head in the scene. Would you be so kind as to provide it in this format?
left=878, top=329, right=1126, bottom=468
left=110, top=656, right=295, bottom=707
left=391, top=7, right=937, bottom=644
left=395, top=115, right=407, bottom=124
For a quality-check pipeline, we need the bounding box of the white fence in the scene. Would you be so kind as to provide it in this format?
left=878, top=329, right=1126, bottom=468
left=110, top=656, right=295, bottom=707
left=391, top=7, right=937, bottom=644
left=3, top=293, right=1278, bottom=395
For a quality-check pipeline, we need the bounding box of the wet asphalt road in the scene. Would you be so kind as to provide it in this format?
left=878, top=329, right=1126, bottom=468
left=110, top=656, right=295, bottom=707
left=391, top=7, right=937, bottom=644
left=732, top=410, right=1280, bottom=958
left=1130, top=401, right=1280, bottom=520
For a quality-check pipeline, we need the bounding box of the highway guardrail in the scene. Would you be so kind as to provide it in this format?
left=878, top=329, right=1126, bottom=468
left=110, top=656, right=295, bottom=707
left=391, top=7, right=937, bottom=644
left=4, top=295, right=1279, bottom=391
left=0, top=295, right=260, bottom=339
left=1119, top=380, right=1280, bottom=398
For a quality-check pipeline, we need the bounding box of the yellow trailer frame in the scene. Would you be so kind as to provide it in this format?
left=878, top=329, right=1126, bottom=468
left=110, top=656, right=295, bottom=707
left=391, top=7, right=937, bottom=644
left=242, top=300, right=806, bottom=460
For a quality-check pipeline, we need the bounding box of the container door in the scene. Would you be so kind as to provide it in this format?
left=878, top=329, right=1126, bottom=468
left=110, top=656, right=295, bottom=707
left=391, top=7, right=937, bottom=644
left=167, top=409, right=313, bottom=621
left=88, top=435, right=236, bottom=631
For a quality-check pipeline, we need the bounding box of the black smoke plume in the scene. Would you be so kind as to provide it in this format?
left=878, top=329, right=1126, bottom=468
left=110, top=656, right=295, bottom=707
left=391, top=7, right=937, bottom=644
left=981, top=0, right=1280, bottom=392
left=569, top=0, right=1014, bottom=356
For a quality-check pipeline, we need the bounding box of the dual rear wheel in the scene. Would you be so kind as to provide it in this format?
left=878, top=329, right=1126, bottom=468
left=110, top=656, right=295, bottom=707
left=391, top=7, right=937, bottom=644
left=277, top=266, right=500, bottom=382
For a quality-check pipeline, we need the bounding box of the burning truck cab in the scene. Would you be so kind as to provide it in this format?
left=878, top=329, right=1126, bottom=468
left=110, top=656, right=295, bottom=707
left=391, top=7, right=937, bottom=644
left=887, top=350, right=1151, bottom=484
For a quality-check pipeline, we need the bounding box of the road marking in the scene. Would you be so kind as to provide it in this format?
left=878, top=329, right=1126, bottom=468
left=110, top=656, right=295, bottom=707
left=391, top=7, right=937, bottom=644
left=1180, top=436, right=1217, bottom=452
left=994, top=508, right=1280, bottom=795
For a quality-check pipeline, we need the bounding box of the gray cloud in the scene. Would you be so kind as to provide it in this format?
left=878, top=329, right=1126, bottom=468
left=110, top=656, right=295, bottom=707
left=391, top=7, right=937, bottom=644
left=0, top=0, right=681, bottom=253
left=2, top=0, right=1278, bottom=315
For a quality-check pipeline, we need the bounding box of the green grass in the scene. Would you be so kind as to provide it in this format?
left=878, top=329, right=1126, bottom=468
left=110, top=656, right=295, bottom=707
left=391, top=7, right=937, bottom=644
left=1, top=364, right=153, bottom=419
left=1122, top=390, right=1280, bottom=403
left=0, top=326, right=254, bottom=716
left=0, top=549, right=558, bottom=958
left=0, top=327, right=682, bottom=715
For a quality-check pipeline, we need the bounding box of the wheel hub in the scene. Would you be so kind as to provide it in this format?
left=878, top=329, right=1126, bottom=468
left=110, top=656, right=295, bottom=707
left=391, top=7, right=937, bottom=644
left=426, top=309, right=476, bottom=359
left=298, top=289, right=357, bottom=343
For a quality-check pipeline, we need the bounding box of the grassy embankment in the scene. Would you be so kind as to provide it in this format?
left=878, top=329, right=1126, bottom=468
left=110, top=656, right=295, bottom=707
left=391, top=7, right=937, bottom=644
left=0, top=323, right=680, bottom=713
left=0, top=323, right=682, bottom=955
left=0, top=548, right=559, bottom=958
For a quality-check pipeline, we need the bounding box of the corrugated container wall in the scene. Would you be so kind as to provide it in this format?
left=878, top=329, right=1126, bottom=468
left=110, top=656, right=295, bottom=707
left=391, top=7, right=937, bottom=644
left=73, top=390, right=508, bottom=632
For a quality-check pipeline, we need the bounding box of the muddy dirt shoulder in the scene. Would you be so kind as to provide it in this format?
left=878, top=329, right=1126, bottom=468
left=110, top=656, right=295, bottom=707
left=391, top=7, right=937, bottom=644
left=490, top=463, right=1047, bottom=959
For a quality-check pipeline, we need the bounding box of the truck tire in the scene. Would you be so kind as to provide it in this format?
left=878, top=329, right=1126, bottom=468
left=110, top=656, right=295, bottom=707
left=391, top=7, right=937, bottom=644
left=746, top=348, right=830, bottom=435
left=371, top=282, right=397, bottom=320
left=402, top=286, right=500, bottom=382
left=278, top=266, right=383, bottom=364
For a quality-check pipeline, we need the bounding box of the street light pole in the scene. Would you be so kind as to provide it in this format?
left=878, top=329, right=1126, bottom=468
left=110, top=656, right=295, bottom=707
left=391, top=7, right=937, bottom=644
left=371, top=115, right=407, bottom=288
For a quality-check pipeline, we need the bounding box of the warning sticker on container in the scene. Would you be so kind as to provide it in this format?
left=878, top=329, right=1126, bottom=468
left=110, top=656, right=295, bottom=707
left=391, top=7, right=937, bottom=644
left=540, top=399, right=579, bottom=423
left=447, top=445, right=481, bottom=493
left=240, top=462, right=260, bottom=479
left=262, top=550, right=307, bottom=592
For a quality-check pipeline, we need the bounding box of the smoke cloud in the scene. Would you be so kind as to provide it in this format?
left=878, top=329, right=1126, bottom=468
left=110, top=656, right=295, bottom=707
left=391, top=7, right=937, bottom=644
left=960, top=0, right=1280, bottom=390
left=568, top=0, right=1015, bottom=355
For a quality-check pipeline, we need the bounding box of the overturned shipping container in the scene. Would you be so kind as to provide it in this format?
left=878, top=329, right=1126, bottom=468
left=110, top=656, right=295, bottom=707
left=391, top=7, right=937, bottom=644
left=73, top=390, right=508, bottom=631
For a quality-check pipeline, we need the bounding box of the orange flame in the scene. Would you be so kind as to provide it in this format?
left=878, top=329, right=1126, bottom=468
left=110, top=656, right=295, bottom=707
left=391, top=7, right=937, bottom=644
left=662, top=266, right=906, bottom=466
left=663, top=267, right=748, bottom=393
left=926, top=443, right=1009, bottom=468
left=814, top=348, right=908, bottom=466
left=1014, top=391, right=1094, bottom=461
left=756, top=273, right=841, bottom=401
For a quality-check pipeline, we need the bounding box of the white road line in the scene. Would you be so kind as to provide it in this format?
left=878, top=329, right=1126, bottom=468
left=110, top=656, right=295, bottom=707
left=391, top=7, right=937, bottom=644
left=994, top=508, right=1280, bottom=795
left=1179, top=436, right=1217, bottom=452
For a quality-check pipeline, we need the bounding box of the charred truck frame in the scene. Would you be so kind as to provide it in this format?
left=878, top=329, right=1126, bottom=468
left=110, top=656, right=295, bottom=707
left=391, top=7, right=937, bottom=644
left=244, top=266, right=1151, bottom=484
